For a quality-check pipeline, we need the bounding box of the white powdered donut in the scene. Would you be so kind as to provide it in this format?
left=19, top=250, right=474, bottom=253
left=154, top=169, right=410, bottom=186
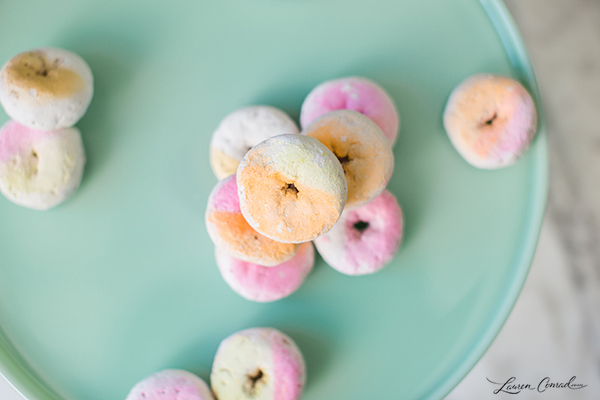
left=211, top=327, right=306, bottom=400
left=209, top=106, right=299, bottom=180
left=0, top=47, right=94, bottom=130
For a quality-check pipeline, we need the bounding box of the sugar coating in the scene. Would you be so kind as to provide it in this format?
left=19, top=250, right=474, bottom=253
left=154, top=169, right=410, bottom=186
left=314, top=190, right=403, bottom=276
left=125, top=369, right=214, bottom=400
left=211, top=328, right=305, bottom=400
left=443, top=74, right=537, bottom=169
left=0, top=120, right=85, bottom=210
left=216, top=242, right=314, bottom=302
left=0, top=47, right=94, bottom=130
left=206, top=175, right=299, bottom=266
left=237, top=134, right=347, bottom=243
left=210, top=106, right=299, bottom=179
left=300, top=76, right=399, bottom=146
left=303, top=110, right=394, bottom=209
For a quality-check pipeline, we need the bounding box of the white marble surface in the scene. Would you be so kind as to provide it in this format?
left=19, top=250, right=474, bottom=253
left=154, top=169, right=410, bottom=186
left=1, top=1, right=599, bottom=399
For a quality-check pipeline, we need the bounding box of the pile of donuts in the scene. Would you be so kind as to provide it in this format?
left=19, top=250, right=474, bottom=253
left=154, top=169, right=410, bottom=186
left=206, top=77, right=407, bottom=302
left=0, top=47, right=93, bottom=210
left=206, top=74, right=538, bottom=303
left=126, top=327, right=306, bottom=400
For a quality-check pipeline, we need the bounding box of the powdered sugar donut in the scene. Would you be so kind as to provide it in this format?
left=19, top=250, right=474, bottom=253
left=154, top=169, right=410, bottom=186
left=314, top=190, right=403, bottom=276
left=0, top=120, right=86, bottom=210
left=303, top=110, right=394, bottom=209
left=211, top=328, right=305, bottom=400
left=206, top=174, right=299, bottom=266
left=125, top=369, right=214, bottom=400
left=443, top=74, right=538, bottom=169
left=0, top=47, right=94, bottom=130
left=210, top=106, right=299, bottom=180
left=216, top=242, right=314, bottom=302
left=300, top=76, right=399, bottom=146
left=237, top=134, right=347, bottom=243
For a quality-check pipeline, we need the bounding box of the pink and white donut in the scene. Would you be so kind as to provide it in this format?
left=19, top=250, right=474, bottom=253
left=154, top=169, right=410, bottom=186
left=0, top=120, right=86, bottom=210
left=300, top=76, right=399, bottom=146
left=216, top=242, right=314, bottom=302
left=443, top=74, right=538, bottom=169
left=125, top=369, right=214, bottom=400
left=314, top=189, right=403, bottom=276
left=211, top=327, right=305, bottom=400
left=206, top=174, right=299, bottom=266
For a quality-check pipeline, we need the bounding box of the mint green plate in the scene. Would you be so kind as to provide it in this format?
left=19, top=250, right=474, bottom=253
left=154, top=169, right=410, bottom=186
left=0, top=0, right=546, bottom=399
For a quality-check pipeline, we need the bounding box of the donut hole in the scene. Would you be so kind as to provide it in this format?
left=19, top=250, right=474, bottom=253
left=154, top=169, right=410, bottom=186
left=282, top=182, right=299, bottom=197
left=337, top=154, right=351, bottom=165
left=243, top=368, right=267, bottom=396
left=483, top=112, right=498, bottom=126
left=353, top=220, right=370, bottom=233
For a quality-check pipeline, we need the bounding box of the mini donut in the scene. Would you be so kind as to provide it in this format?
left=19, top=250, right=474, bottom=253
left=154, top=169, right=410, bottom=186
left=211, top=327, right=305, bottom=400
left=206, top=174, right=300, bottom=266
left=0, top=47, right=94, bottom=131
left=216, top=242, right=314, bottom=302
left=443, top=74, right=538, bottom=169
left=125, top=369, right=214, bottom=400
left=314, top=190, right=403, bottom=276
left=237, top=134, right=347, bottom=243
left=300, top=76, right=399, bottom=146
left=302, top=110, right=394, bottom=209
left=0, top=120, right=86, bottom=210
left=210, top=106, right=299, bottom=180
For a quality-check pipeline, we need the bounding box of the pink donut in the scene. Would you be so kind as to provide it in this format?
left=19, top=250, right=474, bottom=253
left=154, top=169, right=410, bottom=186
left=314, top=190, right=403, bottom=276
left=216, top=242, right=314, bottom=302
left=206, top=175, right=299, bottom=266
left=125, top=369, right=214, bottom=400
left=300, top=76, right=399, bottom=146
left=443, top=74, right=538, bottom=169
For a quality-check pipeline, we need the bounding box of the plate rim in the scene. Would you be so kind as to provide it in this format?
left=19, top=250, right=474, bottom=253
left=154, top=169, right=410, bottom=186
left=421, top=0, right=548, bottom=398
left=0, top=1, right=549, bottom=399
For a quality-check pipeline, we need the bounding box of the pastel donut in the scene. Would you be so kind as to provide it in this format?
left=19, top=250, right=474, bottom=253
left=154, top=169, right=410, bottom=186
left=210, top=106, right=300, bottom=180
left=0, top=47, right=93, bottom=130
left=211, top=327, right=305, bottom=400
left=237, top=134, right=347, bottom=243
left=300, top=76, right=399, bottom=146
left=216, top=242, right=314, bottom=302
left=125, top=369, right=214, bottom=400
left=302, top=110, right=394, bottom=209
left=314, top=190, right=403, bottom=276
left=0, top=120, right=86, bottom=210
left=206, top=174, right=299, bottom=266
left=443, top=74, right=538, bottom=169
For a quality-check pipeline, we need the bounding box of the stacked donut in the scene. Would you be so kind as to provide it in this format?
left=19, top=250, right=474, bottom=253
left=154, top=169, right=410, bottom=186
left=125, top=327, right=306, bottom=400
left=0, top=48, right=93, bottom=210
left=206, top=77, right=405, bottom=303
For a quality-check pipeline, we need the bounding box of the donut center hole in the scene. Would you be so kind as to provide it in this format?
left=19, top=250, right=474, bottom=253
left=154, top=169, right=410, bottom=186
left=282, top=183, right=299, bottom=197
left=484, top=113, right=497, bottom=126
left=243, top=368, right=267, bottom=396
left=337, top=155, right=351, bottom=165
left=353, top=220, right=369, bottom=233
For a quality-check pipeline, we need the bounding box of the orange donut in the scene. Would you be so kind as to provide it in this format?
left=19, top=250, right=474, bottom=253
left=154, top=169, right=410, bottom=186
left=205, top=175, right=299, bottom=266
left=302, top=110, right=394, bottom=209
left=237, top=134, right=347, bottom=243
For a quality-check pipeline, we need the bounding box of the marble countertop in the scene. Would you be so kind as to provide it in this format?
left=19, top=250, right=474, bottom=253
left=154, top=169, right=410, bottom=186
left=1, top=0, right=599, bottom=399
